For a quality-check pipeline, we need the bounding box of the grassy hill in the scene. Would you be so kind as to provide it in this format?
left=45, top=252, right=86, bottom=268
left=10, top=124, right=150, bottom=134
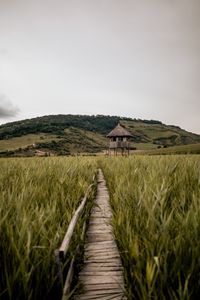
left=137, top=143, right=200, bottom=155
left=0, top=114, right=200, bottom=156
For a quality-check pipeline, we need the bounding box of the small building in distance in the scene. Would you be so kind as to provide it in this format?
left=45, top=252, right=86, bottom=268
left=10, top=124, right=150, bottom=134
left=106, top=123, right=133, bottom=155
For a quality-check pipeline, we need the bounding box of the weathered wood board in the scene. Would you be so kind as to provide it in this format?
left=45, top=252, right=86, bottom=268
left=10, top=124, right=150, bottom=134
left=75, top=169, right=127, bottom=300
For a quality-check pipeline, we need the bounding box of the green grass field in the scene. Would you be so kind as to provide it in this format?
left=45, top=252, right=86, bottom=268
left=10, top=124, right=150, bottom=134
left=0, top=157, right=97, bottom=300
left=142, top=143, right=200, bottom=155
left=1, top=155, right=200, bottom=299
left=133, top=143, right=158, bottom=150
left=0, top=134, right=59, bottom=151
left=100, top=155, right=200, bottom=299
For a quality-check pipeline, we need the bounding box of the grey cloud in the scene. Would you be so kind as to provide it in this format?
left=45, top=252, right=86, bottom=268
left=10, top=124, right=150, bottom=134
left=0, top=94, right=20, bottom=118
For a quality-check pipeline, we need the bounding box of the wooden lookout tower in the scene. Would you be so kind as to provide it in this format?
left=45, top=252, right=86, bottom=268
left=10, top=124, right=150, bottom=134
left=107, top=123, right=133, bottom=156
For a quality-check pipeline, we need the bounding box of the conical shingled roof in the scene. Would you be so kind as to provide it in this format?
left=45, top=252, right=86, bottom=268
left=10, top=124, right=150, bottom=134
left=107, top=123, right=133, bottom=137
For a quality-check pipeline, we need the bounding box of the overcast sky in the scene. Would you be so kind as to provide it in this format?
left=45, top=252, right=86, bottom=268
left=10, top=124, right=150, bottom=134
left=0, top=0, right=199, bottom=133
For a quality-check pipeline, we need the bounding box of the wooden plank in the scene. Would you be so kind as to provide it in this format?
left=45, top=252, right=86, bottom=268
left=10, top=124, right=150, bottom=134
left=84, top=244, right=118, bottom=252
left=86, top=232, right=114, bottom=237
left=59, top=183, right=94, bottom=259
left=86, top=233, right=113, bottom=238
left=87, top=226, right=112, bottom=231
left=75, top=169, right=126, bottom=299
left=84, top=249, right=119, bottom=256
left=89, top=219, right=111, bottom=224
left=84, top=250, right=119, bottom=257
left=86, top=231, right=112, bottom=236
left=86, top=232, right=113, bottom=237
left=76, top=289, right=124, bottom=296
left=85, top=244, right=117, bottom=251
left=75, top=295, right=125, bottom=300
left=79, top=271, right=124, bottom=277
left=85, top=240, right=116, bottom=246
left=84, top=258, right=121, bottom=263
left=92, top=206, right=111, bottom=210
left=82, top=283, right=125, bottom=291
left=74, top=290, right=126, bottom=300
left=86, top=232, right=113, bottom=236
left=84, top=258, right=121, bottom=264
left=84, top=253, right=120, bottom=259
left=86, top=237, right=113, bottom=243
left=86, top=236, right=113, bottom=243
left=90, top=213, right=111, bottom=218
left=79, top=276, right=124, bottom=285
left=81, top=266, right=123, bottom=272
left=62, top=256, right=74, bottom=296
left=82, top=261, right=122, bottom=266
left=86, top=229, right=113, bottom=234
left=85, top=244, right=117, bottom=250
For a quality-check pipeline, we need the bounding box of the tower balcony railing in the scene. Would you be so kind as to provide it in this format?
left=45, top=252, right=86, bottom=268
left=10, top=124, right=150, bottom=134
left=109, top=141, right=130, bottom=149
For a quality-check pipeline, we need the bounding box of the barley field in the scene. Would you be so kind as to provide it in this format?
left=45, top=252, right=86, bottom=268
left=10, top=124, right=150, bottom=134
left=100, top=155, right=200, bottom=299
left=0, top=157, right=97, bottom=300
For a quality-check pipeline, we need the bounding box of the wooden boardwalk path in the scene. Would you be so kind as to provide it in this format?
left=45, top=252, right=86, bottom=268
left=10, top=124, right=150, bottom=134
left=75, top=169, right=127, bottom=300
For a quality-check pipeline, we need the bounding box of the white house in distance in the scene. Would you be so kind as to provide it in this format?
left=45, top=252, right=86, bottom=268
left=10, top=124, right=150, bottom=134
left=106, top=123, right=133, bottom=155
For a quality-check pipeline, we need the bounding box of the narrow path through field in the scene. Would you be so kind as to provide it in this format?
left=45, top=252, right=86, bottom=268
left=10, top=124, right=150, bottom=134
left=75, top=169, right=127, bottom=300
